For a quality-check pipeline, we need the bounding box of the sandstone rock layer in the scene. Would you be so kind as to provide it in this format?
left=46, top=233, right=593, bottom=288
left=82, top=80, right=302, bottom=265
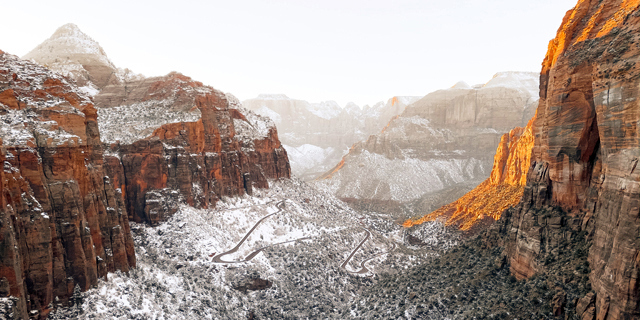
left=499, top=1, right=639, bottom=319
left=402, top=116, right=534, bottom=230
left=0, top=51, right=135, bottom=319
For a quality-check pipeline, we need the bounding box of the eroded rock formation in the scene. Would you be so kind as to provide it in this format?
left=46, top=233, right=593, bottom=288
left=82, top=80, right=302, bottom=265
left=498, top=1, right=639, bottom=318
left=315, top=72, right=539, bottom=214
left=22, top=23, right=141, bottom=92
left=0, top=51, right=135, bottom=319
left=93, top=73, right=290, bottom=225
left=243, top=94, right=420, bottom=180
left=403, top=116, right=535, bottom=231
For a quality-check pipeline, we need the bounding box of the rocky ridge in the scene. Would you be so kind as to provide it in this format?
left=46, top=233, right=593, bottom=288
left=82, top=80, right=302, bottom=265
left=1, top=23, right=290, bottom=319
left=498, top=0, right=640, bottom=318
left=22, top=24, right=141, bottom=93
left=243, top=94, right=420, bottom=180
left=314, top=72, right=539, bottom=218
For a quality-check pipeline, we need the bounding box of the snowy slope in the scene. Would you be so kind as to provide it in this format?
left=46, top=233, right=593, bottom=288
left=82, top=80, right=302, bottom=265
left=48, top=178, right=454, bottom=319
left=243, top=95, right=421, bottom=180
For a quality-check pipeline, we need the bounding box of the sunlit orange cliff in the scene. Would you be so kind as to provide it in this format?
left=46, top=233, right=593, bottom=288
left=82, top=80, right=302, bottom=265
left=403, top=115, right=535, bottom=230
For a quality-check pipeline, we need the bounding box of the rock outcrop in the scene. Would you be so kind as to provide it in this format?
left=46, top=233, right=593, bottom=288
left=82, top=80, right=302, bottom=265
left=315, top=72, right=539, bottom=215
left=403, top=115, right=535, bottom=231
left=0, top=51, right=135, bottom=319
left=95, top=75, right=291, bottom=224
left=243, top=94, right=420, bottom=180
left=1, top=23, right=291, bottom=319
left=22, top=24, right=141, bottom=93
left=496, top=1, right=640, bottom=318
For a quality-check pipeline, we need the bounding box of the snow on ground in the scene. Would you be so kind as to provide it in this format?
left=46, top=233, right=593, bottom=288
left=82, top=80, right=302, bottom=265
left=227, top=93, right=277, bottom=145
left=315, top=150, right=487, bottom=202
left=283, top=144, right=338, bottom=173
left=97, top=100, right=202, bottom=144
left=254, top=105, right=281, bottom=124
left=50, top=178, right=458, bottom=319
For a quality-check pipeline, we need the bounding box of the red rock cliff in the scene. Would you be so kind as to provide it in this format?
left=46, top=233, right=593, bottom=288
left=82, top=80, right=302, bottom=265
left=500, top=1, right=639, bottom=319
left=96, top=73, right=291, bottom=225
left=402, top=116, right=534, bottom=231
left=0, top=51, right=135, bottom=319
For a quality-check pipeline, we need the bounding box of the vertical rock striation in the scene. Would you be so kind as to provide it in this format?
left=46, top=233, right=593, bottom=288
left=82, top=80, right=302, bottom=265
left=499, top=1, right=639, bottom=319
left=403, top=116, right=534, bottom=231
left=0, top=51, right=135, bottom=319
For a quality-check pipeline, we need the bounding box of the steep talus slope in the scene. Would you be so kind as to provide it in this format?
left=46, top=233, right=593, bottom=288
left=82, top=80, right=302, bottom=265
left=0, top=51, right=135, bottom=319
left=315, top=72, right=539, bottom=214
left=403, top=116, right=534, bottom=231
left=243, top=94, right=420, bottom=180
left=500, top=1, right=640, bottom=318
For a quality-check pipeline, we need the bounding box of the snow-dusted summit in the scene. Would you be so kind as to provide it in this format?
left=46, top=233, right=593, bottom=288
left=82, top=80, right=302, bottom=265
left=23, top=23, right=141, bottom=93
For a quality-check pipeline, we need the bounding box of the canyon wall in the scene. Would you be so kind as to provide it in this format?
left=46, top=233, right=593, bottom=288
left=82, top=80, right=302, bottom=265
left=403, top=116, right=534, bottom=231
left=500, top=1, right=639, bottom=319
left=96, top=74, right=291, bottom=224
left=315, top=73, right=539, bottom=215
left=1, top=27, right=291, bottom=319
left=243, top=95, right=420, bottom=180
left=0, top=51, right=135, bottom=319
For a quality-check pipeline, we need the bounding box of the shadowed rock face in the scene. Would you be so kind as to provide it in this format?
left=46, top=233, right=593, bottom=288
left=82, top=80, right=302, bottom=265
left=499, top=1, right=640, bottom=319
left=0, top=51, right=135, bottom=319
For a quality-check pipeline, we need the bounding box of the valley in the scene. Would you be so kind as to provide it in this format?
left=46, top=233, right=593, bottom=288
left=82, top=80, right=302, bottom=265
left=1, top=0, right=639, bottom=319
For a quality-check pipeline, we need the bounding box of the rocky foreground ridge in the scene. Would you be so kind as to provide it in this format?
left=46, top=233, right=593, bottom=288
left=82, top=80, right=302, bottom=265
left=501, top=0, right=639, bottom=318
left=0, top=25, right=289, bottom=319
left=401, top=0, right=639, bottom=318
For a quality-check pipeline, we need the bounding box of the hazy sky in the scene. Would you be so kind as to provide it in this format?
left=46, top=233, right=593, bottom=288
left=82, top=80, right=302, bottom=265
left=2, top=0, right=577, bottom=107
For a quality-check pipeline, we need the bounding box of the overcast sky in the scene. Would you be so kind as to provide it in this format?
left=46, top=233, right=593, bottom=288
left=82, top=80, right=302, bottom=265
left=2, top=0, right=576, bottom=107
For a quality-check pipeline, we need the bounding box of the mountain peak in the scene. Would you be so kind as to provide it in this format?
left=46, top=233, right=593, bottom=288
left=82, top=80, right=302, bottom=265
left=23, top=23, right=118, bottom=89
left=451, top=81, right=471, bottom=89
left=51, top=23, right=83, bottom=37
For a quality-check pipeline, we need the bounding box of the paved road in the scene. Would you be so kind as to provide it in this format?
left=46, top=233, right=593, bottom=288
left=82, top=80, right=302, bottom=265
left=212, top=201, right=309, bottom=264
left=341, top=223, right=397, bottom=274
left=352, top=242, right=396, bottom=274
left=340, top=228, right=371, bottom=271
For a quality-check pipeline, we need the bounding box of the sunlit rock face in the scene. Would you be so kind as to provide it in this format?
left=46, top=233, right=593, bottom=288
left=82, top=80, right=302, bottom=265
left=403, top=116, right=535, bottom=231
left=315, top=72, right=539, bottom=211
left=0, top=50, right=136, bottom=320
left=243, top=94, right=420, bottom=180
left=495, top=1, right=640, bottom=318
